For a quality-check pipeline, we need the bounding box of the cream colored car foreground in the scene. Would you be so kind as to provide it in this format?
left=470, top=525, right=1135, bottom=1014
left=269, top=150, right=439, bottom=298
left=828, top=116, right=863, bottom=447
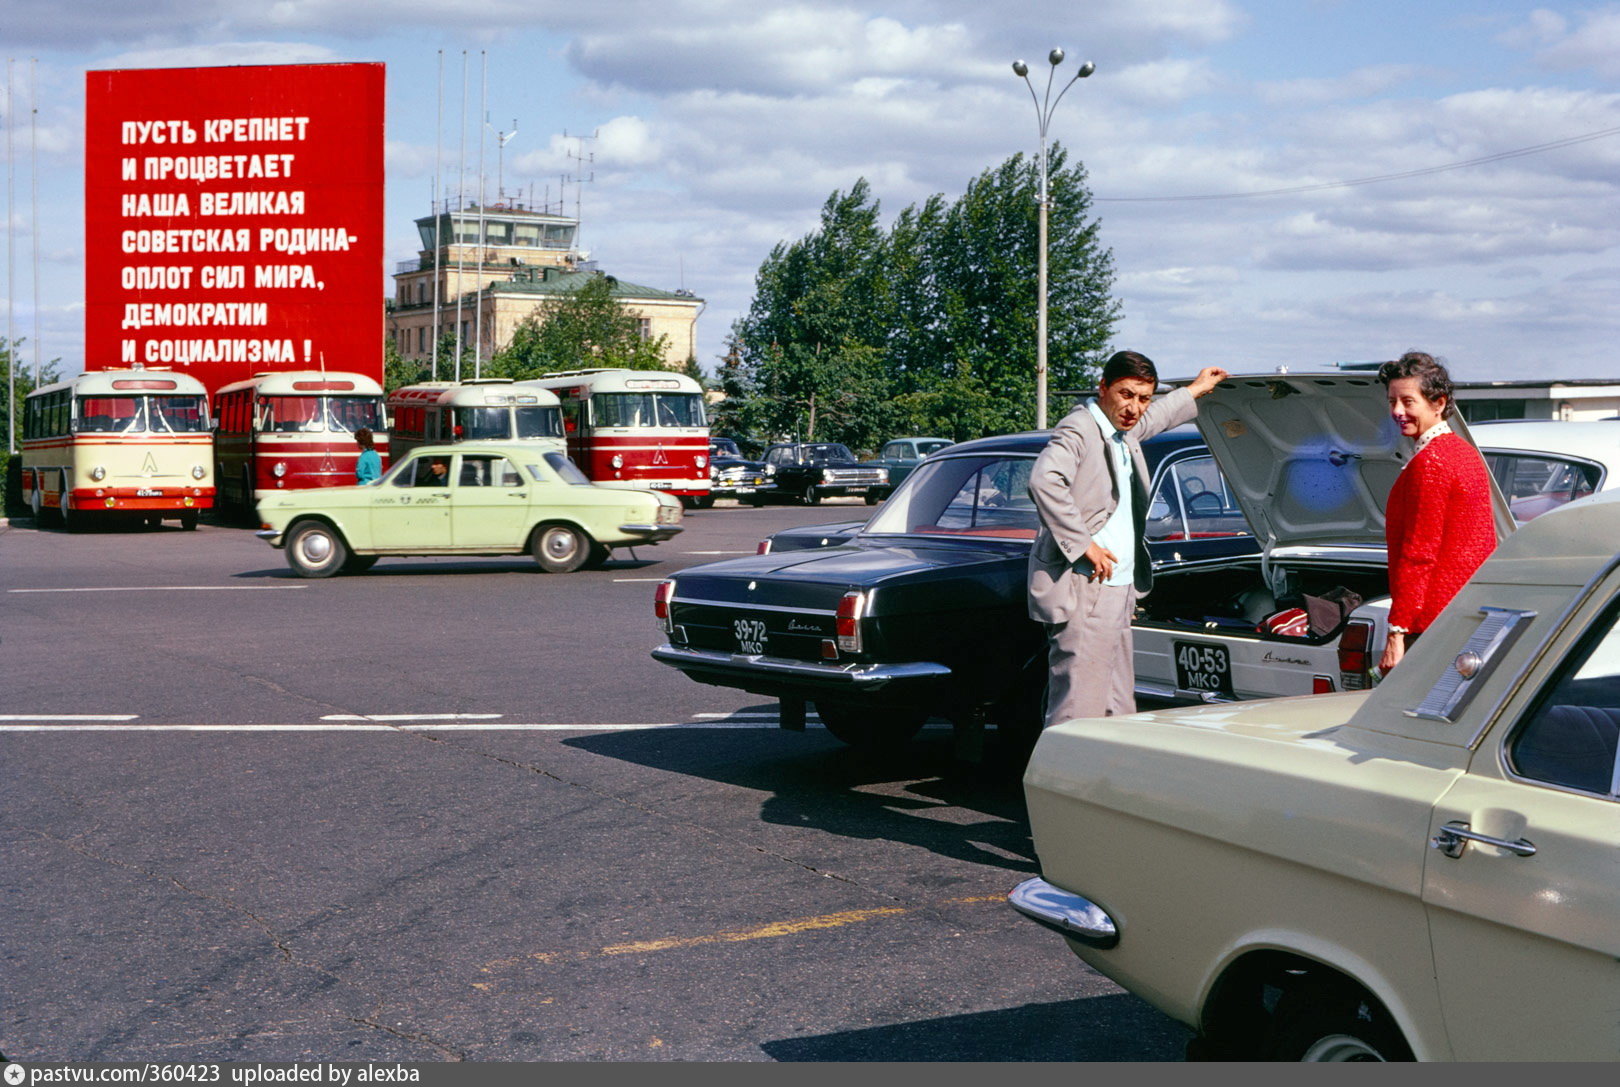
left=1013, top=488, right=1620, bottom=1061
left=257, top=443, right=682, bottom=577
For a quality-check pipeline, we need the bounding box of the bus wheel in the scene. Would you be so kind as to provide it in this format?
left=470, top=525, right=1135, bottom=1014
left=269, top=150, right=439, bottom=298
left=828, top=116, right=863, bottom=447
left=60, top=501, right=79, bottom=533
left=29, top=487, right=43, bottom=524
left=180, top=511, right=199, bottom=531
left=532, top=523, right=589, bottom=573
left=286, top=521, right=350, bottom=578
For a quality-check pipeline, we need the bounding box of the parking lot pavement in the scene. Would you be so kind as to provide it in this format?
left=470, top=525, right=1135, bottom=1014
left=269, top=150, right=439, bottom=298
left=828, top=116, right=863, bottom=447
left=0, top=505, right=1190, bottom=1061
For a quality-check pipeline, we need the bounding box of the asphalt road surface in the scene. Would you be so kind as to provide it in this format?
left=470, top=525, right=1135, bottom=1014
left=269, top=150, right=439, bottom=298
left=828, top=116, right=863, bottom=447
left=1, top=500, right=1190, bottom=1062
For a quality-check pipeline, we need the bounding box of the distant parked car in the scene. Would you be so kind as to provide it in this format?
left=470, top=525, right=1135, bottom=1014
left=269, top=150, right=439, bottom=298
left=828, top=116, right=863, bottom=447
left=865, top=437, right=953, bottom=499
left=1473, top=419, right=1618, bottom=522
left=759, top=442, right=888, bottom=506
left=701, top=438, right=769, bottom=508
left=256, top=443, right=683, bottom=577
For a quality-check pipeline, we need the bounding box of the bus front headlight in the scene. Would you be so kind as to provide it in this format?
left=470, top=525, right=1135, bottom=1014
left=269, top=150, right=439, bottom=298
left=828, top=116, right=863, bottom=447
left=611, top=454, right=624, bottom=469
left=191, top=465, right=206, bottom=480
left=90, top=466, right=106, bottom=481
left=272, top=462, right=287, bottom=478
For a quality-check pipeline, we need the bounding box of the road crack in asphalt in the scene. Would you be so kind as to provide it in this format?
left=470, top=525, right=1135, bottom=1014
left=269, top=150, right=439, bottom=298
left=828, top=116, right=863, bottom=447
left=22, top=828, right=467, bottom=1061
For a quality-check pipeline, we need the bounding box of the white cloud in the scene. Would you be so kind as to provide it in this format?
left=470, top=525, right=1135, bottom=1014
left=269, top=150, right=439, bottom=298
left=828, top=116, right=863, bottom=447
left=1504, top=6, right=1620, bottom=80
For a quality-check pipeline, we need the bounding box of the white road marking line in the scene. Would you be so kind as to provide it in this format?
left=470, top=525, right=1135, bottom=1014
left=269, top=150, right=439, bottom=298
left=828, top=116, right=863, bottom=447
left=0, top=720, right=953, bottom=733
left=684, top=550, right=756, bottom=555
left=611, top=578, right=667, bottom=583
left=319, top=713, right=505, bottom=721
left=8, top=585, right=307, bottom=594
left=0, top=714, right=140, bottom=721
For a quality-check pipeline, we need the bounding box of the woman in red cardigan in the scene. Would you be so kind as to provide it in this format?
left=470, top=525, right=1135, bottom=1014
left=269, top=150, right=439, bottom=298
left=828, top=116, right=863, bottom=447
left=1379, top=352, right=1498, bottom=672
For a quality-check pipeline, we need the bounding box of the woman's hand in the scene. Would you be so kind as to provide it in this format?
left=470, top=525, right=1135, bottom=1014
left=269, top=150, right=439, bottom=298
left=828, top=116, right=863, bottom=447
left=1380, top=631, right=1406, bottom=674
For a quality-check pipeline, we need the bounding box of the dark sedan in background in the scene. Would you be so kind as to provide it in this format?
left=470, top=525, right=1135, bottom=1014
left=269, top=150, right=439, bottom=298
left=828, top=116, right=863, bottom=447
left=702, top=437, right=770, bottom=507
left=652, top=427, right=1255, bottom=754
left=759, top=442, right=890, bottom=506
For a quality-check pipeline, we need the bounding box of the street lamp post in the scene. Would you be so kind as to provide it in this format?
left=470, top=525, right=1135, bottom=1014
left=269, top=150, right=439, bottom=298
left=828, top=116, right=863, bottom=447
left=1013, top=49, right=1094, bottom=430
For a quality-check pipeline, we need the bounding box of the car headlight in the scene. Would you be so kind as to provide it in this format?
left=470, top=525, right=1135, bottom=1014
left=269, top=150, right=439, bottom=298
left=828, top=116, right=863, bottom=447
left=191, top=465, right=206, bottom=480
left=611, top=454, right=625, bottom=469
left=90, top=465, right=106, bottom=481
left=272, top=462, right=287, bottom=478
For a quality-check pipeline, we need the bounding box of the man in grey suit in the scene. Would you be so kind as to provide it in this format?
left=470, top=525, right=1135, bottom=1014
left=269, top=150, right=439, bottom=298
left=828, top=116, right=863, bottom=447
left=1028, top=351, right=1229, bottom=727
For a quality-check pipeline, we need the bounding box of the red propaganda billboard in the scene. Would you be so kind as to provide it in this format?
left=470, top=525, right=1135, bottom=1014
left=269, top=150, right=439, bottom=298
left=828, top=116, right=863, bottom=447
left=84, top=63, right=384, bottom=395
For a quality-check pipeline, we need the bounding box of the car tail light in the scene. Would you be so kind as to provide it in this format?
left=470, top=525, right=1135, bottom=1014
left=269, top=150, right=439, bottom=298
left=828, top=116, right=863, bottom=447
left=836, top=590, right=866, bottom=653
left=654, top=580, right=675, bottom=632
left=757, top=539, right=773, bottom=555
left=1339, top=618, right=1375, bottom=690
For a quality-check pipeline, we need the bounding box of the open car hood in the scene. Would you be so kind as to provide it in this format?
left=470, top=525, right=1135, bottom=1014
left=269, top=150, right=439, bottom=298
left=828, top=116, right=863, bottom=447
left=1194, top=372, right=1514, bottom=552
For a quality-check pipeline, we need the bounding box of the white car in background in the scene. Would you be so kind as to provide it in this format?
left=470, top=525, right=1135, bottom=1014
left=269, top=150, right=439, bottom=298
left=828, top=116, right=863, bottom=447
left=1131, top=380, right=1618, bottom=707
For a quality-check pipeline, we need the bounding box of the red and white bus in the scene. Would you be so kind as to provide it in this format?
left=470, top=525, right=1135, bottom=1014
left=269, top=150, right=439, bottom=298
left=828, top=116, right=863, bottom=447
left=213, top=370, right=388, bottom=515
left=518, top=369, right=710, bottom=504
left=386, top=378, right=565, bottom=458
left=21, top=366, right=214, bottom=530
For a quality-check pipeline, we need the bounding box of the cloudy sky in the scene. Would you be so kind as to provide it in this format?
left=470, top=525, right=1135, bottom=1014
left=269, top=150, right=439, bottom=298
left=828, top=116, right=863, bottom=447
left=4, top=0, right=1620, bottom=384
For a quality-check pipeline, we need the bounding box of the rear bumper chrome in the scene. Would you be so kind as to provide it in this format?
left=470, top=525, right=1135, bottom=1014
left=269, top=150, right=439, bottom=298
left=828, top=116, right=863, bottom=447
left=1134, top=680, right=1240, bottom=705
left=1007, top=877, right=1119, bottom=948
left=651, top=643, right=950, bottom=690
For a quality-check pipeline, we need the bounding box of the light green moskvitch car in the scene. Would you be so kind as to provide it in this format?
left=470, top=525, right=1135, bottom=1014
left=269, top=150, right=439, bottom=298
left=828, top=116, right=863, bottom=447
left=256, top=443, right=683, bottom=577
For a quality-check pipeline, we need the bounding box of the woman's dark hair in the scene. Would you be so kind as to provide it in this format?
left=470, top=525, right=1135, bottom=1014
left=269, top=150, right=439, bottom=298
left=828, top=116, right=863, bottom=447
left=1377, top=351, right=1455, bottom=419
left=355, top=427, right=374, bottom=449
left=1100, top=350, right=1159, bottom=387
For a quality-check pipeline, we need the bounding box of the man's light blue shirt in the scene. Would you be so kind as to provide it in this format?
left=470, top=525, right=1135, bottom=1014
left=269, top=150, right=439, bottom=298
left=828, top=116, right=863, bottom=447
left=1085, top=398, right=1135, bottom=587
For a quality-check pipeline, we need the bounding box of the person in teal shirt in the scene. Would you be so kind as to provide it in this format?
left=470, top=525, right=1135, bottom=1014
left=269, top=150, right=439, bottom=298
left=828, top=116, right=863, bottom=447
left=354, top=427, right=382, bottom=485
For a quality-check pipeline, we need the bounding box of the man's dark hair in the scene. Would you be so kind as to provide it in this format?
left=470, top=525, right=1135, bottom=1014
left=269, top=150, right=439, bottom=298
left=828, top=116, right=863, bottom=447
left=1377, top=351, right=1455, bottom=418
left=1100, top=350, right=1158, bottom=387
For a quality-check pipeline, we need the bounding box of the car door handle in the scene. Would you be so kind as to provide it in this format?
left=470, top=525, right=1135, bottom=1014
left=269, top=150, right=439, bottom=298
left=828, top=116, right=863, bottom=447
left=1431, top=821, right=1537, bottom=859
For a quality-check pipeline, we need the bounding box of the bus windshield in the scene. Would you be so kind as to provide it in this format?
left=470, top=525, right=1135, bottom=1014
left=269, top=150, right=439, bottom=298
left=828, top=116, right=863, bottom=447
left=326, top=396, right=383, bottom=434
left=593, top=392, right=705, bottom=429
left=455, top=406, right=511, bottom=440
left=515, top=405, right=564, bottom=439
left=258, top=395, right=382, bottom=434
left=78, top=395, right=208, bottom=434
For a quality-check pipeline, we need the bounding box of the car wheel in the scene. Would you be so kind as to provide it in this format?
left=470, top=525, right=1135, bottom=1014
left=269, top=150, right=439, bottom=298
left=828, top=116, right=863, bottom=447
left=864, top=491, right=882, bottom=505
left=744, top=495, right=767, bottom=507
left=532, top=523, right=590, bottom=573
left=285, top=520, right=350, bottom=579
left=802, top=483, right=820, bottom=506
left=814, top=700, right=926, bottom=750
left=582, top=542, right=612, bottom=570
left=1262, top=981, right=1411, bottom=1062
left=340, top=554, right=378, bottom=575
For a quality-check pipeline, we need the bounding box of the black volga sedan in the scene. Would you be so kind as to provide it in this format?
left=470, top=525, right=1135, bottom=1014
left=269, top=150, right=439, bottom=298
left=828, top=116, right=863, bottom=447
left=651, top=426, right=1255, bottom=752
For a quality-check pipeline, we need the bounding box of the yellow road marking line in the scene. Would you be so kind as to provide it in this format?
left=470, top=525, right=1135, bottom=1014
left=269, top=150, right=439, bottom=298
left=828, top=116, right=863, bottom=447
left=484, top=894, right=1004, bottom=974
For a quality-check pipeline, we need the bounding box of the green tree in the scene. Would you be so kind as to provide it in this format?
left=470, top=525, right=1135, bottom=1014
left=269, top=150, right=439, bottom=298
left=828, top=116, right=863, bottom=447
left=731, top=180, right=900, bottom=448
left=487, top=274, right=672, bottom=380
left=3, top=337, right=63, bottom=515
left=382, top=338, right=430, bottom=394
left=727, top=146, right=1119, bottom=445
left=890, top=145, right=1118, bottom=437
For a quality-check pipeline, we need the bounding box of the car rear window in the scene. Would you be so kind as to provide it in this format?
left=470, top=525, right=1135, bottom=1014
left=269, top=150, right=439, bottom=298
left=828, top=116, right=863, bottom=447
left=865, top=455, right=1040, bottom=539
